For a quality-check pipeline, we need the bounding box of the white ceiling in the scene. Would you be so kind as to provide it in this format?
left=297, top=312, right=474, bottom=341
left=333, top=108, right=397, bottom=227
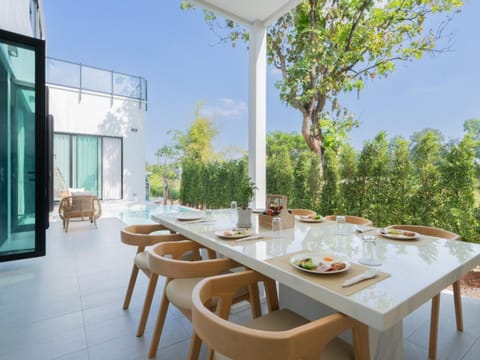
left=190, top=0, right=304, bottom=27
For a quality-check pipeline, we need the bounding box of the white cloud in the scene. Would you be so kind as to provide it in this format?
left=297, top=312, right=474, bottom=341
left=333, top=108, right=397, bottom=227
left=200, top=98, right=247, bottom=120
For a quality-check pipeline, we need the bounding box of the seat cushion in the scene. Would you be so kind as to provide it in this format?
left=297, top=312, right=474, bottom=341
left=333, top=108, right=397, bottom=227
left=214, top=309, right=354, bottom=360
left=166, top=278, right=203, bottom=310
left=133, top=252, right=149, bottom=272
left=134, top=250, right=193, bottom=273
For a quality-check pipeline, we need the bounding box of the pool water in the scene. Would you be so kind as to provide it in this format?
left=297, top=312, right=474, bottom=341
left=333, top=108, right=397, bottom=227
left=117, top=204, right=189, bottom=225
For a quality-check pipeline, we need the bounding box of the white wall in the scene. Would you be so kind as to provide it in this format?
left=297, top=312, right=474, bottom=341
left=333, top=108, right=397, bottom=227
left=49, top=86, right=146, bottom=202
left=0, top=0, right=45, bottom=39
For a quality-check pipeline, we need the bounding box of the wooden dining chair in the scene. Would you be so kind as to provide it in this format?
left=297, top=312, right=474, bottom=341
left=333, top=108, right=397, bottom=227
left=324, top=215, right=372, bottom=226
left=387, top=225, right=462, bottom=360
left=289, top=208, right=317, bottom=217
left=191, top=270, right=370, bottom=360
left=120, top=224, right=187, bottom=336
left=146, top=240, right=261, bottom=359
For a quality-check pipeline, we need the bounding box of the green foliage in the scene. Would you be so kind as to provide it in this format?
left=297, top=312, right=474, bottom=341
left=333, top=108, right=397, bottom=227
left=267, top=147, right=294, bottom=199
left=319, top=148, right=339, bottom=215
left=174, top=102, right=218, bottom=163
left=176, top=127, right=480, bottom=243
left=180, top=158, right=251, bottom=209
left=410, top=129, right=443, bottom=225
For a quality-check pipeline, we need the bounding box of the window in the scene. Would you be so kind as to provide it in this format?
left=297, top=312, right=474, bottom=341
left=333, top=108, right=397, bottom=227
left=53, top=133, right=122, bottom=200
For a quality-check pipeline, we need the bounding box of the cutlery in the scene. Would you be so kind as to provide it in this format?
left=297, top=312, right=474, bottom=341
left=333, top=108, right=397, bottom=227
left=235, top=234, right=264, bottom=242
left=354, top=225, right=376, bottom=233
left=341, top=269, right=378, bottom=287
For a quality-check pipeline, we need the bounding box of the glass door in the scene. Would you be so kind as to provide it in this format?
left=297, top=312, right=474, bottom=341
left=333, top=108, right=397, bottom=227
left=0, top=29, right=47, bottom=261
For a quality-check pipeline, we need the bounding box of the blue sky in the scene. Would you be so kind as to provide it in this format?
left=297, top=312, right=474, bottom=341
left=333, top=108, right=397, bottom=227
left=43, top=0, right=480, bottom=164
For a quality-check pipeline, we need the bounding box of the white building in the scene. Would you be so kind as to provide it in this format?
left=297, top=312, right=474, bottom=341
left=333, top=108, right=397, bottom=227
left=47, top=58, right=147, bottom=201
left=1, top=0, right=148, bottom=203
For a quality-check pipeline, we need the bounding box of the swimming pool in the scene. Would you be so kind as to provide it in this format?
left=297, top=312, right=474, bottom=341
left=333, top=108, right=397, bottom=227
left=116, top=203, right=190, bottom=225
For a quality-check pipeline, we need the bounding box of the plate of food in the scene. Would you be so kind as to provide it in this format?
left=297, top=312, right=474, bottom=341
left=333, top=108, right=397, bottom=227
left=298, top=214, right=324, bottom=223
left=215, top=228, right=252, bottom=239
left=290, top=253, right=350, bottom=274
left=379, top=228, right=419, bottom=240
left=176, top=213, right=204, bottom=221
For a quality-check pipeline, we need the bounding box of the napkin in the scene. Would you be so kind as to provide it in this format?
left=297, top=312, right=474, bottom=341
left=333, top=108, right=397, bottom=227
left=341, top=269, right=378, bottom=287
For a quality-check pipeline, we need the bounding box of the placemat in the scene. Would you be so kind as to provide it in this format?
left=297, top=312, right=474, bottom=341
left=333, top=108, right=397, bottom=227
left=266, top=251, right=390, bottom=296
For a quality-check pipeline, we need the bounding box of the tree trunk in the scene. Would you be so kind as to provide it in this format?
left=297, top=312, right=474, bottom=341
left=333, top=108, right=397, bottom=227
left=301, top=112, right=324, bottom=178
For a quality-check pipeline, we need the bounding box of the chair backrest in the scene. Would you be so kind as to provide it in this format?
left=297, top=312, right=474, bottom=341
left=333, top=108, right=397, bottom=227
left=289, top=209, right=316, bottom=217
left=324, top=215, right=372, bottom=226
left=192, top=270, right=370, bottom=360
left=121, top=224, right=185, bottom=248
left=59, top=195, right=101, bottom=218
left=147, top=240, right=239, bottom=280
left=387, top=225, right=459, bottom=240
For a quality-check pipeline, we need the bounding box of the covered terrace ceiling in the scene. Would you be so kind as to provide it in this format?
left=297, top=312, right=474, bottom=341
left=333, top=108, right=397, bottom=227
left=190, top=0, right=304, bottom=26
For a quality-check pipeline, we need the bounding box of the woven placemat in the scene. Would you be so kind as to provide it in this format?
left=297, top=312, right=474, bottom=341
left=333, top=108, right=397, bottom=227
left=266, top=251, right=390, bottom=296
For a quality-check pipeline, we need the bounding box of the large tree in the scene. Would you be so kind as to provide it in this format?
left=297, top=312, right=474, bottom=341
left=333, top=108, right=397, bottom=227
left=183, top=0, right=462, bottom=170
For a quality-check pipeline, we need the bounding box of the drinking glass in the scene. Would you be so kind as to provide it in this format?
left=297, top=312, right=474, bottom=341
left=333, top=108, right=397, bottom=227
left=358, top=235, right=382, bottom=266
left=205, top=208, right=214, bottom=223
left=336, top=215, right=346, bottom=235
left=272, top=217, right=282, bottom=237
left=230, top=201, right=237, bottom=224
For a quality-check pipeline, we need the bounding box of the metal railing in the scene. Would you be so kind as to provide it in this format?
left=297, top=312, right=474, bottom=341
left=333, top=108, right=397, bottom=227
left=46, top=57, right=147, bottom=107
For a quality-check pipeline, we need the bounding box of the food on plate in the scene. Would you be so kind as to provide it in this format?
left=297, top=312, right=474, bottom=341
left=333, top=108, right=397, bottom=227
left=223, top=228, right=249, bottom=237
left=313, top=214, right=322, bottom=220
left=293, top=257, right=318, bottom=270
left=384, top=229, right=416, bottom=237
left=294, top=256, right=346, bottom=272
left=327, top=262, right=346, bottom=272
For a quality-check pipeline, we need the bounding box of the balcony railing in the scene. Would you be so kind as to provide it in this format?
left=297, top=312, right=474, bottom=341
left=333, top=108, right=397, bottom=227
left=46, top=57, right=147, bottom=108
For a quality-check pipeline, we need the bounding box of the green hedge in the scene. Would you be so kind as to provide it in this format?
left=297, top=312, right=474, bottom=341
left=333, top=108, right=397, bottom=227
left=179, top=131, right=480, bottom=243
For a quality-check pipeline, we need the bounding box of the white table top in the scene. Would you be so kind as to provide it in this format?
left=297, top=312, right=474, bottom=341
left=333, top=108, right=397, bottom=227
left=152, top=210, right=480, bottom=331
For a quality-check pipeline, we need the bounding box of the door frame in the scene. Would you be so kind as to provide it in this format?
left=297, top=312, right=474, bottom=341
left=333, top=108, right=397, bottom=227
left=0, top=29, right=47, bottom=262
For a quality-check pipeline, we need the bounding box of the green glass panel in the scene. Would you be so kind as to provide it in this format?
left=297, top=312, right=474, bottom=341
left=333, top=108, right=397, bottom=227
left=0, top=40, right=36, bottom=255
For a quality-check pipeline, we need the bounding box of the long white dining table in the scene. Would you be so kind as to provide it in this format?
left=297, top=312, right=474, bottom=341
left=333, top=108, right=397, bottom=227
left=152, top=210, right=480, bottom=360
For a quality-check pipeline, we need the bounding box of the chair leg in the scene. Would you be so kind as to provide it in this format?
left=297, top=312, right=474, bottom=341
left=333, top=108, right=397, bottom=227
left=187, top=331, right=202, bottom=360
left=429, top=294, right=441, bottom=360
left=136, top=273, right=159, bottom=337
left=352, top=323, right=370, bottom=360
left=452, top=280, right=464, bottom=331
left=148, top=281, right=171, bottom=358
left=123, top=265, right=140, bottom=310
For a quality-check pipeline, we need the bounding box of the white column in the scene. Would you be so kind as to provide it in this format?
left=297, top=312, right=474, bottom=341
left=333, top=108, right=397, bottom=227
left=248, top=22, right=267, bottom=210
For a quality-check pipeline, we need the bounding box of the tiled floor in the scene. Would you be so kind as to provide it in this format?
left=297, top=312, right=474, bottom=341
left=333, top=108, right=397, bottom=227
left=1, top=217, right=479, bottom=359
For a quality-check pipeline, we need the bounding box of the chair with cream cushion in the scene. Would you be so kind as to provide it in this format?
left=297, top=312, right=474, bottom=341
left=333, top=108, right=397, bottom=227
left=191, top=270, right=370, bottom=360
left=323, top=215, right=372, bottom=226
left=386, top=225, right=462, bottom=360
left=120, top=224, right=187, bottom=336
left=146, top=240, right=260, bottom=359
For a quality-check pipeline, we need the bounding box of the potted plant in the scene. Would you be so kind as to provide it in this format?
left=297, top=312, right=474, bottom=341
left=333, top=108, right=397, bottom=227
left=236, top=178, right=257, bottom=228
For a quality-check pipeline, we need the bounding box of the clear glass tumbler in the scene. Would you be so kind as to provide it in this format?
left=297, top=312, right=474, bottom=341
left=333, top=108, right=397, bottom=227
left=358, top=235, right=382, bottom=266
left=272, top=217, right=282, bottom=237
left=230, top=201, right=237, bottom=224
left=336, top=215, right=346, bottom=235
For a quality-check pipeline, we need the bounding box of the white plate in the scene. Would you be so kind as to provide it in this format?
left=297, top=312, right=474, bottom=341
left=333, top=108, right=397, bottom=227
left=176, top=213, right=204, bottom=221
left=379, top=229, right=419, bottom=240
left=215, top=229, right=253, bottom=239
left=297, top=216, right=324, bottom=223
left=289, top=253, right=351, bottom=274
